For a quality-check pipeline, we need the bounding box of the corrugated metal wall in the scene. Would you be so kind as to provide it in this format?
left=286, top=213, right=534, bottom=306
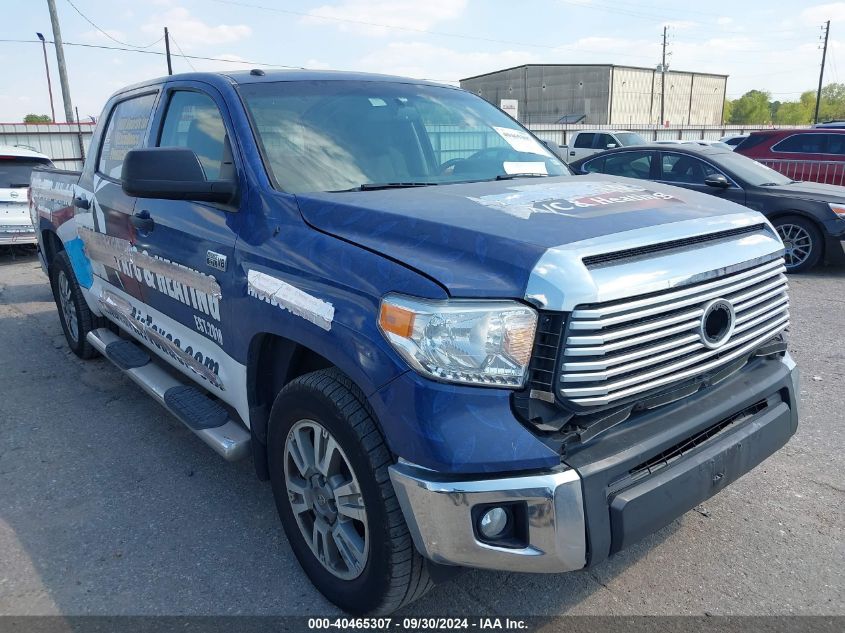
left=0, top=123, right=96, bottom=171
left=462, top=65, right=726, bottom=126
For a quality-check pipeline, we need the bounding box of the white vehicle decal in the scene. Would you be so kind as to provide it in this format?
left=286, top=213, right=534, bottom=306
left=247, top=269, right=335, bottom=331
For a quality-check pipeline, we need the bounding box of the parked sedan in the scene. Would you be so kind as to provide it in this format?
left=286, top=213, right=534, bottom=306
left=570, top=145, right=845, bottom=272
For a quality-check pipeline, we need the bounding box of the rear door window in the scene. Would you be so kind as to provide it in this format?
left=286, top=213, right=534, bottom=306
left=581, top=156, right=606, bottom=173
left=772, top=133, right=828, bottom=154
left=602, top=151, right=653, bottom=179
left=97, top=92, right=157, bottom=179
left=573, top=133, right=595, bottom=148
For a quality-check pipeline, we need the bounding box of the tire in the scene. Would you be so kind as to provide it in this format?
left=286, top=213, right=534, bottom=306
left=267, top=368, right=433, bottom=614
left=772, top=215, right=823, bottom=273
left=49, top=250, right=100, bottom=359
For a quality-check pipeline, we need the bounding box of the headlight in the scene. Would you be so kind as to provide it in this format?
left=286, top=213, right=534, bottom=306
left=830, top=203, right=845, bottom=218
left=378, top=294, right=538, bottom=388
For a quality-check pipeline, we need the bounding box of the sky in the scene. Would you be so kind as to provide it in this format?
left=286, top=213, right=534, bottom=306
left=0, top=0, right=839, bottom=122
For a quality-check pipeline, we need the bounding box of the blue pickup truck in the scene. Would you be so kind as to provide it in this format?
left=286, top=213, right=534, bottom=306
left=30, top=70, right=799, bottom=614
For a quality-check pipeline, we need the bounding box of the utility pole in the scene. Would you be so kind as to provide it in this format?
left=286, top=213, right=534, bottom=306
left=814, top=20, right=830, bottom=124
left=35, top=32, right=56, bottom=123
left=660, top=26, right=667, bottom=125
left=46, top=0, right=74, bottom=123
left=164, top=27, right=173, bottom=75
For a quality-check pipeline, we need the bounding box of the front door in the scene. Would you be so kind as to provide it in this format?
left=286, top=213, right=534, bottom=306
left=657, top=152, right=746, bottom=206
left=129, top=82, right=244, bottom=404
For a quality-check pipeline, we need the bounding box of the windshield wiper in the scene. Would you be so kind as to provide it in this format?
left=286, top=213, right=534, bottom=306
left=495, top=173, right=549, bottom=180
left=356, top=182, right=438, bottom=191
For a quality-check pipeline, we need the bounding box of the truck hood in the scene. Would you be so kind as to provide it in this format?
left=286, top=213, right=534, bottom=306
left=295, top=175, right=750, bottom=298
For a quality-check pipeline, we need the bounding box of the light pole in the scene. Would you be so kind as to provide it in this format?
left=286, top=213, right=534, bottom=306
left=36, top=32, right=56, bottom=123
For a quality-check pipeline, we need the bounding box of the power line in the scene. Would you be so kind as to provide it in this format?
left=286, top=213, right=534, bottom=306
left=1, top=38, right=308, bottom=69
left=64, top=0, right=164, bottom=48
left=168, top=32, right=196, bottom=71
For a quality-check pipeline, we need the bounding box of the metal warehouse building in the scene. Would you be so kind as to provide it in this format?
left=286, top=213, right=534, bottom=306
left=460, top=64, right=728, bottom=126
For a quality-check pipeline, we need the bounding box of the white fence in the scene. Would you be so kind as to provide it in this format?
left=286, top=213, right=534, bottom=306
left=757, top=158, right=845, bottom=186
left=0, top=123, right=96, bottom=171
left=526, top=124, right=806, bottom=147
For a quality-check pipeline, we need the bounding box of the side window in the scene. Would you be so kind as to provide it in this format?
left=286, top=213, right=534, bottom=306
left=594, top=133, right=616, bottom=149
left=581, top=156, right=606, bottom=173
left=773, top=134, right=827, bottom=154
left=573, top=133, right=595, bottom=148
left=661, top=153, right=720, bottom=184
left=97, top=93, right=157, bottom=179
left=602, top=151, right=652, bottom=179
left=826, top=134, right=845, bottom=155
left=159, top=91, right=228, bottom=180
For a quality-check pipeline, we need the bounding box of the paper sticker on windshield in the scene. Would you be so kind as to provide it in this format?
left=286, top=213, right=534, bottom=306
left=493, top=126, right=547, bottom=155
left=503, top=161, right=548, bottom=176
left=467, top=180, right=680, bottom=220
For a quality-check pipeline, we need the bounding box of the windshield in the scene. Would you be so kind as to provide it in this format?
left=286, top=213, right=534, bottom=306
left=239, top=81, right=569, bottom=193
left=616, top=132, right=647, bottom=146
left=0, top=157, right=50, bottom=188
left=715, top=151, right=792, bottom=186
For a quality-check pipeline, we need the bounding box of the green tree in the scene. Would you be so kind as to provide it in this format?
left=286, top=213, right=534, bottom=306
left=775, top=101, right=812, bottom=124
left=729, top=90, right=771, bottom=124
left=722, top=99, right=733, bottom=124
left=818, top=82, right=845, bottom=121
left=23, top=114, right=52, bottom=123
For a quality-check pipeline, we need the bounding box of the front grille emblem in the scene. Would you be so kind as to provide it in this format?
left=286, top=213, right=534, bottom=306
left=699, top=298, right=736, bottom=349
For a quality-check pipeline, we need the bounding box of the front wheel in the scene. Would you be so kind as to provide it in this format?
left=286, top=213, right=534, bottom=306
left=267, top=369, right=432, bottom=614
left=772, top=215, right=823, bottom=273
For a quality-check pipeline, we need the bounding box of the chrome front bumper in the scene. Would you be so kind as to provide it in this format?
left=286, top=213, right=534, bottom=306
left=389, top=354, right=799, bottom=574
left=388, top=463, right=587, bottom=573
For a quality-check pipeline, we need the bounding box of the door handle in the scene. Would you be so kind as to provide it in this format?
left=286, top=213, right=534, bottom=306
left=73, top=196, right=90, bottom=210
left=131, top=209, right=155, bottom=232
left=570, top=151, right=576, bottom=156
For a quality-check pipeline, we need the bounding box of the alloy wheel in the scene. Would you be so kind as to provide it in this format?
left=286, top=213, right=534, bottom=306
left=284, top=419, right=368, bottom=580
left=776, top=223, right=813, bottom=269
left=58, top=270, right=79, bottom=343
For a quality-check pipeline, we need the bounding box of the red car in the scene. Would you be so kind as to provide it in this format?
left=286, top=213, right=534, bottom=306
left=735, top=129, right=845, bottom=186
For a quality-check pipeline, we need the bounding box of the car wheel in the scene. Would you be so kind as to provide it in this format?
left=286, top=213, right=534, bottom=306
left=49, top=250, right=100, bottom=359
left=267, top=368, right=433, bottom=614
left=772, top=215, right=823, bottom=273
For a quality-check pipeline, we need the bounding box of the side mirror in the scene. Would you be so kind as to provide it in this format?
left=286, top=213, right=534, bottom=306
left=121, top=148, right=236, bottom=203
left=606, top=143, right=617, bottom=149
left=704, top=174, right=730, bottom=188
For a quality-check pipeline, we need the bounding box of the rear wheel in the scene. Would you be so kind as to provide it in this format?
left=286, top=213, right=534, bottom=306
left=267, top=368, right=432, bottom=614
left=772, top=215, right=823, bottom=273
left=49, top=251, right=100, bottom=359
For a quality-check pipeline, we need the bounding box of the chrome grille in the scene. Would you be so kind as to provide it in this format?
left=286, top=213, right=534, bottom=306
left=560, top=258, right=789, bottom=407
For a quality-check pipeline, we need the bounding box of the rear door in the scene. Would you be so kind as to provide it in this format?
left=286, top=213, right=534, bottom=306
left=78, top=90, right=159, bottom=308
left=128, top=81, right=243, bottom=396
left=656, top=151, right=746, bottom=205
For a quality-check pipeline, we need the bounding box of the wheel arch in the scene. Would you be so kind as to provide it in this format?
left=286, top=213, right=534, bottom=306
left=245, top=330, right=399, bottom=480
left=41, top=229, right=65, bottom=268
left=767, top=210, right=826, bottom=258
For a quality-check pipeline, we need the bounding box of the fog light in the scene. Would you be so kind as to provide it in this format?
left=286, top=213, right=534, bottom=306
left=478, top=507, right=509, bottom=539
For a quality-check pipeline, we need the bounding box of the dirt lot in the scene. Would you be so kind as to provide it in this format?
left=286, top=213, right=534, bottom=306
left=0, top=246, right=842, bottom=616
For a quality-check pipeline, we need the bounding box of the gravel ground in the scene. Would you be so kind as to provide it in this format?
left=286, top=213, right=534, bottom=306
left=0, top=245, right=842, bottom=617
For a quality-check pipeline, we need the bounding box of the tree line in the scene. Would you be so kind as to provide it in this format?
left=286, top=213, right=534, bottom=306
left=725, top=83, right=845, bottom=125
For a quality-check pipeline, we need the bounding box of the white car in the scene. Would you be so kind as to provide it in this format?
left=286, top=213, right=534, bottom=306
left=562, top=129, right=647, bottom=162
left=718, top=134, right=749, bottom=150
left=0, top=145, right=52, bottom=245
